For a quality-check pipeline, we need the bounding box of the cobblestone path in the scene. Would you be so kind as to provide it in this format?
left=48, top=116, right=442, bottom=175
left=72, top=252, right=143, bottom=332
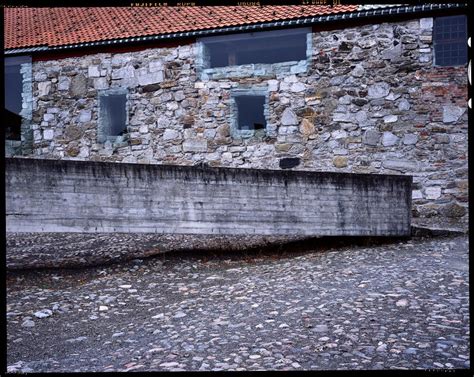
left=6, top=235, right=469, bottom=372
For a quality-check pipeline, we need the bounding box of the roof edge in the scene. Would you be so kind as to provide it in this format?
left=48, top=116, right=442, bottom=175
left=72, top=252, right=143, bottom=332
left=4, top=3, right=467, bottom=55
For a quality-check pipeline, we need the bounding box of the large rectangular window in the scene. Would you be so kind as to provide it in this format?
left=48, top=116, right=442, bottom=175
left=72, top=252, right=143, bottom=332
left=200, top=28, right=309, bottom=69
left=4, top=56, right=31, bottom=140
left=433, top=15, right=467, bottom=66
left=98, top=91, right=127, bottom=143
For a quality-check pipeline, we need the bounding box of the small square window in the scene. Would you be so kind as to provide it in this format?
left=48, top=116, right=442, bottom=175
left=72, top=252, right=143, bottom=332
left=433, top=15, right=467, bottom=66
left=98, top=91, right=128, bottom=143
left=235, top=96, right=266, bottom=132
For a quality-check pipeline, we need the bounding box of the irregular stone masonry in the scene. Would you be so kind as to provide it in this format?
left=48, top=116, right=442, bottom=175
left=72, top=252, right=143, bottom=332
left=13, top=17, right=468, bottom=230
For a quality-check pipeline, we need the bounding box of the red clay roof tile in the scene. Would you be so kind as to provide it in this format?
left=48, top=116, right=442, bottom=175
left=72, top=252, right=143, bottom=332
left=4, top=6, right=359, bottom=50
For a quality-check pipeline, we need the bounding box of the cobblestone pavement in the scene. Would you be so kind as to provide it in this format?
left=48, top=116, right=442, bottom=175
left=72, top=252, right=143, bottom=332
left=6, top=234, right=469, bottom=372
left=6, top=232, right=312, bottom=270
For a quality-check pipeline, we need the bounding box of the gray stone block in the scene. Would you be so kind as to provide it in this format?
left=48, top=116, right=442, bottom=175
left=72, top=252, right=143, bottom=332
left=398, top=99, right=411, bottom=111
left=38, top=81, right=51, bottom=96
left=368, top=82, right=390, bottom=99
left=88, top=66, right=101, bottom=78
left=382, top=132, right=399, bottom=146
left=163, top=129, right=180, bottom=140
left=383, top=159, right=419, bottom=172
left=363, top=129, right=381, bottom=146
left=78, top=110, right=92, bottom=123
left=70, top=74, right=87, bottom=96
left=442, top=105, right=464, bottom=124
left=183, top=138, right=208, bottom=152
left=281, top=108, right=298, bottom=126
left=402, top=134, right=418, bottom=145
left=58, top=76, right=71, bottom=91
left=111, top=66, right=135, bottom=80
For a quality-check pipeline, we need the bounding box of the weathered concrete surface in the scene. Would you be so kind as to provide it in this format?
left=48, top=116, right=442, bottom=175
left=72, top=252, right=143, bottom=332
left=6, top=158, right=412, bottom=236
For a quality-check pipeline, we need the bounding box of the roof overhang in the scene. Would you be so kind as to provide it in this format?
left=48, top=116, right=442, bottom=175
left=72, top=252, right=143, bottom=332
left=4, top=3, right=467, bottom=56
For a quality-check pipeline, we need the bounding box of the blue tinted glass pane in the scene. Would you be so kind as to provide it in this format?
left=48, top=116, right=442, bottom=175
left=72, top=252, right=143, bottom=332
left=4, top=62, right=24, bottom=140
left=436, top=41, right=466, bottom=66
left=236, top=96, right=266, bottom=130
left=434, top=15, right=467, bottom=66
left=5, top=64, right=22, bottom=115
left=204, top=28, right=308, bottom=68
left=103, top=95, right=127, bottom=136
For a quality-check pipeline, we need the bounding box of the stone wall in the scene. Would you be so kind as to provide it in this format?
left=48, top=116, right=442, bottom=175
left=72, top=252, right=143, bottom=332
left=12, top=17, right=468, bottom=229
left=5, top=158, right=412, bottom=236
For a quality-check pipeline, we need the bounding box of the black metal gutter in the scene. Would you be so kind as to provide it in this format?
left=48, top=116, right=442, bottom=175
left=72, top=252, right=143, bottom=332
left=4, top=3, right=467, bottom=55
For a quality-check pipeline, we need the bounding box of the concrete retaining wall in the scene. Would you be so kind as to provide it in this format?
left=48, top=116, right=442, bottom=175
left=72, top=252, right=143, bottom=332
left=5, top=158, right=412, bottom=236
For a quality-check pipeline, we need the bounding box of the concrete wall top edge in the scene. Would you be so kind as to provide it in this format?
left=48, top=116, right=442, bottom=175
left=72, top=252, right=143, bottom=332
left=5, top=157, right=413, bottom=186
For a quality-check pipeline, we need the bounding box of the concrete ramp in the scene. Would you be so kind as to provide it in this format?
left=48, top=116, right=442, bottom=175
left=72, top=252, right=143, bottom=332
left=5, top=158, right=412, bottom=236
